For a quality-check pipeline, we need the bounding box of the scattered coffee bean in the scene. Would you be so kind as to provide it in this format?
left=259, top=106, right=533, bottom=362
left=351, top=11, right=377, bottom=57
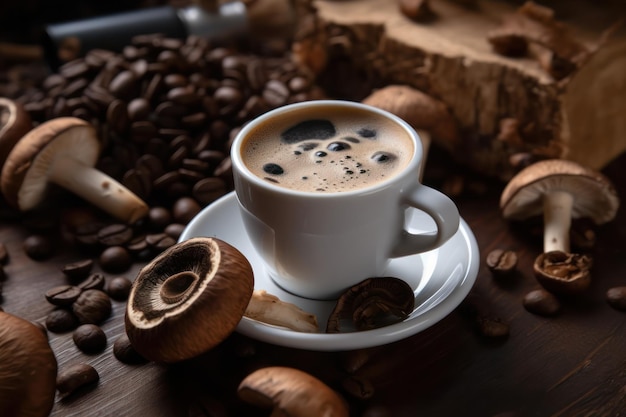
left=99, top=246, right=132, bottom=273
left=148, top=206, right=172, bottom=230
left=113, top=333, right=148, bottom=364
left=523, top=289, right=561, bottom=316
left=145, top=233, right=176, bottom=252
left=477, top=316, right=510, bottom=339
left=486, top=249, right=518, bottom=276
left=77, top=273, right=106, bottom=291
left=192, top=177, right=227, bottom=205
left=56, top=363, right=99, bottom=397
left=46, top=309, right=80, bottom=333
left=73, top=324, right=107, bottom=353
left=73, top=289, right=112, bottom=324
left=341, top=375, right=375, bottom=400
left=606, top=286, right=626, bottom=311
left=97, top=223, right=134, bottom=246
left=61, top=259, right=94, bottom=283
left=172, top=196, right=201, bottom=224
left=164, top=223, right=185, bottom=240
left=45, top=285, right=82, bottom=307
left=23, top=234, right=54, bottom=260
left=106, top=276, right=132, bottom=301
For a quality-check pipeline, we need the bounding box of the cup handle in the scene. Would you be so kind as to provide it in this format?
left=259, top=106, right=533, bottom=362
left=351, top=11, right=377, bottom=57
left=391, top=184, right=460, bottom=258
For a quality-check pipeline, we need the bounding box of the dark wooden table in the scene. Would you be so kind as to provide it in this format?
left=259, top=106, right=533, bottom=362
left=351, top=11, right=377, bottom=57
left=1, top=149, right=625, bottom=417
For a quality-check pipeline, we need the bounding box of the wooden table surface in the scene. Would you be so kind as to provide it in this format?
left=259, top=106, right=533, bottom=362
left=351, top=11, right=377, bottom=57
left=1, top=148, right=625, bottom=417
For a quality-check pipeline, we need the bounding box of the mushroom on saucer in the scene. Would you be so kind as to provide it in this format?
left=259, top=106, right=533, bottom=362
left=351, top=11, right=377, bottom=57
left=0, top=311, right=57, bottom=417
left=500, top=159, right=619, bottom=293
left=1, top=117, right=148, bottom=223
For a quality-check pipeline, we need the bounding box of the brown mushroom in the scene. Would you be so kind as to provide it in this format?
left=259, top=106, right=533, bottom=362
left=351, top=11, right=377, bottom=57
left=1, top=117, right=148, bottom=223
left=500, top=159, right=619, bottom=293
left=326, top=277, right=415, bottom=333
left=238, top=366, right=349, bottom=417
left=125, top=237, right=254, bottom=363
left=0, top=97, right=32, bottom=174
left=0, top=311, right=58, bottom=417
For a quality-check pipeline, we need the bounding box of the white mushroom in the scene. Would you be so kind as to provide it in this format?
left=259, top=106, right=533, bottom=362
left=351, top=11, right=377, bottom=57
left=244, top=290, right=319, bottom=333
left=1, top=117, right=148, bottom=223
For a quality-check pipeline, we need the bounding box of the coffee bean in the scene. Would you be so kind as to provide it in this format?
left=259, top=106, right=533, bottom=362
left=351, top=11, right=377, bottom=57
left=148, top=207, right=172, bottom=230
left=73, top=221, right=105, bottom=247
left=109, top=70, right=137, bottom=99
left=606, top=287, right=626, bottom=311
left=46, top=309, right=80, bottom=333
left=73, top=289, right=112, bottom=324
left=45, top=285, right=82, bottom=307
left=56, top=363, right=99, bottom=397
left=263, top=79, right=290, bottom=107
left=486, top=249, right=518, bottom=276
left=341, top=375, right=375, bottom=400
left=192, top=177, right=227, bottom=205
left=97, top=224, right=133, bottom=246
left=145, top=233, right=176, bottom=252
left=172, top=197, right=201, bottom=224
left=122, top=168, right=153, bottom=199
left=164, top=223, right=185, bottom=240
left=61, top=259, right=94, bottom=282
left=23, top=234, right=54, bottom=261
left=106, top=276, right=132, bottom=301
left=106, top=99, right=129, bottom=134
left=73, top=324, right=107, bottom=353
left=127, top=97, right=151, bottom=121
left=99, top=246, right=132, bottom=273
left=476, top=315, right=510, bottom=339
left=113, top=333, right=148, bottom=364
left=77, top=273, right=106, bottom=291
left=523, top=289, right=560, bottom=316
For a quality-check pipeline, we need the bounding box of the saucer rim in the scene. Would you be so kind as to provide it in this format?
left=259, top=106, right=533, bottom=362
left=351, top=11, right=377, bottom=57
left=180, top=192, right=479, bottom=351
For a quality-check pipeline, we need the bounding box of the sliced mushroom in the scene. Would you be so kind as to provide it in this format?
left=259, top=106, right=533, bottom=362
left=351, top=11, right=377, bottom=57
left=244, top=289, right=319, bottom=333
left=500, top=159, right=619, bottom=293
left=0, top=97, right=32, bottom=174
left=326, top=277, right=415, bottom=333
left=0, top=311, right=58, bottom=417
left=1, top=117, right=148, bottom=223
left=125, top=237, right=254, bottom=363
left=238, top=366, right=349, bottom=417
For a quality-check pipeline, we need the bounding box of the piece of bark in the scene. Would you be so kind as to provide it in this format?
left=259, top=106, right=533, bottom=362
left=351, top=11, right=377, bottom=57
left=293, top=0, right=626, bottom=180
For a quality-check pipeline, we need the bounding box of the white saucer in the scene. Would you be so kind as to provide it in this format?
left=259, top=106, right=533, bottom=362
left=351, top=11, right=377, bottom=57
left=180, top=192, right=479, bottom=351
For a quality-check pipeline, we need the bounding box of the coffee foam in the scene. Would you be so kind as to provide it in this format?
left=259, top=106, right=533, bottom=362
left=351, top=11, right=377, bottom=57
left=241, top=106, right=414, bottom=193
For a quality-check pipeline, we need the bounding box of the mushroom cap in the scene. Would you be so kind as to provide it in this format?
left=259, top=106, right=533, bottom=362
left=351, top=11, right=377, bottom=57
left=1, top=117, right=99, bottom=210
left=0, top=311, right=58, bottom=417
left=500, top=159, right=620, bottom=224
left=0, top=98, right=32, bottom=174
left=533, top=251, right=592, bottom=294
left=125, top=237, right=254, bottom=363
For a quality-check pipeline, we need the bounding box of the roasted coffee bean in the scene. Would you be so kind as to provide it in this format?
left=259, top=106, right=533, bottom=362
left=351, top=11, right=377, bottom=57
left=164, top=223, right=185, bottom=240
left=106, top=276, right=133, bottom=301
left=77, top=273, right=106, bottom=291
left=148, top=207, right=172, bottom=230
left=56, top=363, right=99, bottom=397
left=127, top=97, right=151, bottom=121
left=476, top=316, right=510, bottom=339
left=523, top=289, right=560, bottom=316
left=213, top=85, right=244, bottom=116
left=99, top=246, right=132, bottom=273
left=73, top=324, right=107, bottom=353
left=73, top=289, right=112, bottom=324
left=126, top=234, right=149, bottom=255
left=263, top=79, right=290, bottom=107
left=106, top=99, right=129, bottom=134
left=109, top=70, right=137, bottom=99
left=342, top=375, right=375, bottom=400
left=61, top=259, right=94, bottom=282
left=97, top=224, right=133, bottom=246
left=192, top=177, right=227, bottom=205
left=23, top=234, right=54, bottom=261
left=486, top=249, right=518, bottom=276
left=606, top=287, right=626, bottom=311
left=136, top=154, right=164, bottom=180
left=113, top=333, right=148, bottom=364
left=46, top=309, right=80, bottom=333
left=122, top=167, right=153, bottom=199
left=74, top=222, right=104, bottom=247
left=145, top=233, right=176, bottom=252
left=45, top=285, right=82, bottom=307
left=172, top=197, right=201, bottom=224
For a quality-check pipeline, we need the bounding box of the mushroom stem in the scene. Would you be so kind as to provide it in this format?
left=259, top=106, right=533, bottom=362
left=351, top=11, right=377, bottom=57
left=543, top=190, right=573, bottom=253
left=48, top=156, right=148, bottom=223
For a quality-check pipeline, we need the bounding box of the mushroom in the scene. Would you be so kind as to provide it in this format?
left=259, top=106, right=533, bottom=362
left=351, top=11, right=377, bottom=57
left=0, top=311, right=58, bottom=417
left=1, top=117, right=148, bottom=223
left=125, top=237, right=255, bottom=363
left=238, top=366, right=349, bottom=417
left=326, top=277, right=415, bottom=333
left=500, top=159, right=620, bottom=293
left=245, top=289, right=319, bottom=333
left=0, top=97, right=32, bottom=174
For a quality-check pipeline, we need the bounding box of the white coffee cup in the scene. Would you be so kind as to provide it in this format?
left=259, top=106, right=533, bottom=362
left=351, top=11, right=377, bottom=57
left=231, top=100, right=460, bottom=300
